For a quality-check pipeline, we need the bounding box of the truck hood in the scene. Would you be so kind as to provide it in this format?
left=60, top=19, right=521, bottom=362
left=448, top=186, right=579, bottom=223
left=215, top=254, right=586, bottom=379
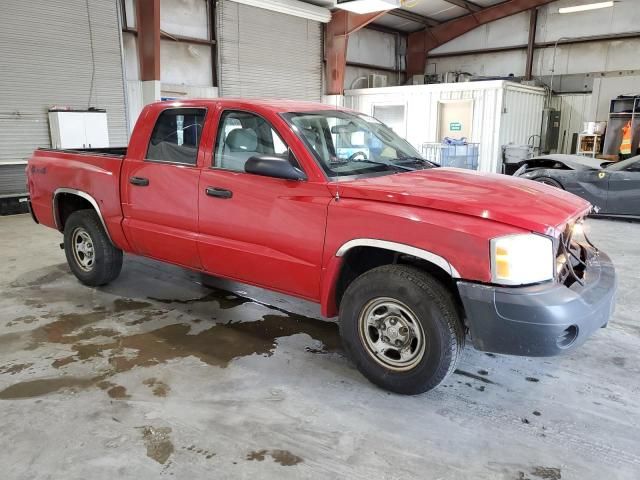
left=338, top=168, right=590, bottom=235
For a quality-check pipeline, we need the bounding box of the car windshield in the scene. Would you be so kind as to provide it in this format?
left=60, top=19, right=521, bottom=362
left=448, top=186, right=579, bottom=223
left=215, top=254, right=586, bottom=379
left=282, top=110, right=433, bottom=178
left=605, top=155, right=640, bottom=171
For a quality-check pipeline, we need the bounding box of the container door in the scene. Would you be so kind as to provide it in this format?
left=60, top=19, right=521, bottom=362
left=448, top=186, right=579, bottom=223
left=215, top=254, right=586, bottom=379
left=438, top=100, right=473, bottom=141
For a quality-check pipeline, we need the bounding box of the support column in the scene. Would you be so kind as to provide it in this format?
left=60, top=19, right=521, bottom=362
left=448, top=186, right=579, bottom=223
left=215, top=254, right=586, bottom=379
left=325, top=10, right=388, bottom=95
left=137, top=0, right=161, bottom=104
left=525, top=8, right=538, bottom=80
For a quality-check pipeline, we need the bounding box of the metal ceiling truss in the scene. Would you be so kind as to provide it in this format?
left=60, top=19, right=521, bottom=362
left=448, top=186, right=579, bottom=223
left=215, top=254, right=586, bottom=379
left=325, top=0, right=556, bottom=94
left=406, top=0, right=556, bottom=77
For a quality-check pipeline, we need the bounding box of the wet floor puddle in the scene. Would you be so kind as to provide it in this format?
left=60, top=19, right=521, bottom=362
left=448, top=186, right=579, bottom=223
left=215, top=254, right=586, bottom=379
left=246, top=449, right=303, bottom=466
left=0, top=264, right=341, bottom=400
left=139, top=426, right=174, bottom=464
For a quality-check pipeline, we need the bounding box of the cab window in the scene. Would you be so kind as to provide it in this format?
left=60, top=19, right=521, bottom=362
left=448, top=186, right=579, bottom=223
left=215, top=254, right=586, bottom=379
left=146, top=108, right=206, bottom=165
left=214, top=110, right=288, bottom=172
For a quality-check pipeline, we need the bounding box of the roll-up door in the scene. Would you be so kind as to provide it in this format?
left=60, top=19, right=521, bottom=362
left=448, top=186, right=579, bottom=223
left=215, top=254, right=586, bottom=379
left=217, top=1, right=323, bottom=101
left=0, top=0, right=127, bottom=196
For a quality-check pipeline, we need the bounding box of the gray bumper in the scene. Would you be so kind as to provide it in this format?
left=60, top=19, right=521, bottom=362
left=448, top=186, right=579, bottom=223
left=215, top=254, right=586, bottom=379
left=457, top=251, right=617, bottom=357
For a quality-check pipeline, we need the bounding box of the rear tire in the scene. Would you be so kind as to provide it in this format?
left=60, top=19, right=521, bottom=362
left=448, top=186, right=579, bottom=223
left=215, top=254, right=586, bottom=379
left=339, top=265, right=465, bottom=395
left=534, top=177, right=563, bottom=189
left=63, top=210, right=123, bottom=286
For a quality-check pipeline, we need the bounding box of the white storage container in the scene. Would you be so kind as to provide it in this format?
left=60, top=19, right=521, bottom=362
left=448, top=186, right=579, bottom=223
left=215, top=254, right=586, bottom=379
left=340, top=81, right=546, bottom=173
left=48, top=110, right=109, bottom=149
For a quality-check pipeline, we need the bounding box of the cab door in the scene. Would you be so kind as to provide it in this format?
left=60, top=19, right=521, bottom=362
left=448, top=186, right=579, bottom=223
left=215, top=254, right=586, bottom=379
left=196, top=109, right=331, bottom=301
left=120, top=107, right=206, bottom=268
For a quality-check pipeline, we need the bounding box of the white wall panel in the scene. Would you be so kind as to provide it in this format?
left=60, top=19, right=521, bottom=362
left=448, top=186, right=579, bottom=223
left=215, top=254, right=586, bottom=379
left=160, top=40, right=213, bottom=86
left=123, top=32, right=140, bottom=81
left=429, top=50, right=527, bottom=78
left=160, top=0, right=209, bottom=39
left=536, top=0, right=639, bottom=43
left=347, top=29, right=397, bottom=70
left=431, top=12, right=529, bottom=55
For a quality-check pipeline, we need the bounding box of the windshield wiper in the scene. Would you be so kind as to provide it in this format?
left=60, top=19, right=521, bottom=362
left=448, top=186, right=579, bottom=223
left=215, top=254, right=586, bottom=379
left=354, top=159, right=414, bottom=172
left=396, top=156, right=439, bottom=168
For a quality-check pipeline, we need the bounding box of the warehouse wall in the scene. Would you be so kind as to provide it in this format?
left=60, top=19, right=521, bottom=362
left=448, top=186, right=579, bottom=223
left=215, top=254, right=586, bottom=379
left=345, top=28, right=406, bottom=90
left=0, top=0, right=128, bottom=197
left=428, top=0, right=640, bottom=120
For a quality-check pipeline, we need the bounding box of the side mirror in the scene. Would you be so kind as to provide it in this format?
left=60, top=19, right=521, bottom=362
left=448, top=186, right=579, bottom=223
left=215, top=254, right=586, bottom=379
left=245, top=155, right=307, bottom=181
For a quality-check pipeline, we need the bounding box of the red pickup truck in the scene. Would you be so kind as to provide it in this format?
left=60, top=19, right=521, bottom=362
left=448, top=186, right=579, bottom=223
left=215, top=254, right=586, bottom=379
left=27, top=99, right=617, bottom=394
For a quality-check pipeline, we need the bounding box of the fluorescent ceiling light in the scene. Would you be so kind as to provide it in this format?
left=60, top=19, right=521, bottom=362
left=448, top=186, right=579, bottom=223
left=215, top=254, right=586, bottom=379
left=336, top=0, right=400, bottom=14
left=559, top=1, right=614, bottom=14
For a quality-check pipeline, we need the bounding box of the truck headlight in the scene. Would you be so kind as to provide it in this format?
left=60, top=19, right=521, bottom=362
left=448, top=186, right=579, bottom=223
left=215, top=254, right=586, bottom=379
left=490, top=234, right=554, bottom=285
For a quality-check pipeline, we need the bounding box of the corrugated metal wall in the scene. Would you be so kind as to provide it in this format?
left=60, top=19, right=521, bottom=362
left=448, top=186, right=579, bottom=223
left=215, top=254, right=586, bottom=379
left=0, top=0, right=127, bottom=195
left=344, top=81, right=545, bottom=173
left=550, top=94, right=592, bottom=154
left=217, top=2, right=322, bottom=100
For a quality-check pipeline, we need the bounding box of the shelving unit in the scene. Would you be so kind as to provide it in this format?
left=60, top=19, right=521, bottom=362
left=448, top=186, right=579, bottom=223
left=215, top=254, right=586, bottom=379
left=577, top=133, right=602, bottom=157
left=603, top=96, right=640, bottom=157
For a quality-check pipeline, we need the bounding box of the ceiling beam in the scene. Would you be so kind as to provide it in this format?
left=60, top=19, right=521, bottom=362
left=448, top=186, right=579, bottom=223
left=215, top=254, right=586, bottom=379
left=407, top=0, right=556, bottom=77
left=387, top=9, right=440, bottom=27
left=442, top=0, right=483, bottom=12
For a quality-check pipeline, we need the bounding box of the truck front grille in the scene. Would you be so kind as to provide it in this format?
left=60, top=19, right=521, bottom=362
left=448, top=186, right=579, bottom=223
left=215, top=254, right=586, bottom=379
left=556, top=222, right=590, bottom=288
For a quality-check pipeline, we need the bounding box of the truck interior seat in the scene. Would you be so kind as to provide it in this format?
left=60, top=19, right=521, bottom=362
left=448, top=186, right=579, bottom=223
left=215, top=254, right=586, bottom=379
left=221, top=128, right=259, bottom=171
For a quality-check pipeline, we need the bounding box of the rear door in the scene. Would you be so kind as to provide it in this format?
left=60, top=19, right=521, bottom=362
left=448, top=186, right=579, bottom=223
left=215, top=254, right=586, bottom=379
left=605, top=158, right=640, bottom=215
left=121, top=107, right=206, bottom=268
left=197, top=108, right=331, bottom=300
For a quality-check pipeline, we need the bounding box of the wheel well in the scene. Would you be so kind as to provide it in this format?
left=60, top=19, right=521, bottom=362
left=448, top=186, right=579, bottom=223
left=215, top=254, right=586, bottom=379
left=534, top=176, right=564, bottom=189
left=334, top=246, right=462, bottom=312
left=55, top=193, right=94, bottom=231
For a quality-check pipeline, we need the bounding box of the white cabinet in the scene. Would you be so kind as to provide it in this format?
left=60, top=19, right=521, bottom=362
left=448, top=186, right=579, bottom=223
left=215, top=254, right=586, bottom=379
left=48, top=110, right=109, bottom=149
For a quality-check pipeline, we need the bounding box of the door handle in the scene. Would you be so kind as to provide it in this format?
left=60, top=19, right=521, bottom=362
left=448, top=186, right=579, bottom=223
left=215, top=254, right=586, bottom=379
left=129, top=176, right=149, bottom=186
left=205, top=187, right=233, bottom=199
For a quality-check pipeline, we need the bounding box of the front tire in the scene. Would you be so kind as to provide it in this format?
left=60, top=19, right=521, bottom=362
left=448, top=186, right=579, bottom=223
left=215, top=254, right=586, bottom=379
left=339, top=265, right=465, bottom=395
left=63, top=210, right=123, bottom=286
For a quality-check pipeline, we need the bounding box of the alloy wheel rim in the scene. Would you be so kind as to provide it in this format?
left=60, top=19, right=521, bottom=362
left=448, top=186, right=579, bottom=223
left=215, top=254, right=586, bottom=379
left=358, top=297, right=426, bottom=371
left=71, top=227, right=95, bottom=272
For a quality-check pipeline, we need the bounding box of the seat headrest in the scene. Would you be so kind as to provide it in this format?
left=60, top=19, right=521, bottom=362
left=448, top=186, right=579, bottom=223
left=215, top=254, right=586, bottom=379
left=226, top=128, right=258, bottom=152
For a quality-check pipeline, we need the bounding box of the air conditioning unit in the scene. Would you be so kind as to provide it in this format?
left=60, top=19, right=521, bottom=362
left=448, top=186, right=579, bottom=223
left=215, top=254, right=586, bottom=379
left=368, top=74, right=387, bottom=88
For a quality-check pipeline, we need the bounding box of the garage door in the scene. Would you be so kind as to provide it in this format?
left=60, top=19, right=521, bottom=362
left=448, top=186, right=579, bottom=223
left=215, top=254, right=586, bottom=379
left=0, top=0, right=127, bottom=196
left=217, top=1, right=323, bottom=101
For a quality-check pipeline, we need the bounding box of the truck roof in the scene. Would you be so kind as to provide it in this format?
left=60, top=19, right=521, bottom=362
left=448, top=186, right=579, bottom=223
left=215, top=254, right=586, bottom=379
left=152, top=98, right=345, bottom=114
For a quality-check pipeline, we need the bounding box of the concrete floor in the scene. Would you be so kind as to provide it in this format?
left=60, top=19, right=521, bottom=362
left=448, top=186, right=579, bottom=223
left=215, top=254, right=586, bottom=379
left=1, top=214, right=639, bottom=480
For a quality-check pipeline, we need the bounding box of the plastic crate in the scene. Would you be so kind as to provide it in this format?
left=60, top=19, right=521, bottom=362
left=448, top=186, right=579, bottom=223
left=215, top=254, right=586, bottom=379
left=422, top=142, right=479, bottom=170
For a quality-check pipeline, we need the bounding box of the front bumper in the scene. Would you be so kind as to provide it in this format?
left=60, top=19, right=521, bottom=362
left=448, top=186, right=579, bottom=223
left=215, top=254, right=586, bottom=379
left=457, top=250, right=617, bottom=357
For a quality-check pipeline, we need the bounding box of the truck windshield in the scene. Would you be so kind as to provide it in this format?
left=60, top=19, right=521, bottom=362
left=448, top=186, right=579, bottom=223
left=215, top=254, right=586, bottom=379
left=282, top=110, right=432, bottom=178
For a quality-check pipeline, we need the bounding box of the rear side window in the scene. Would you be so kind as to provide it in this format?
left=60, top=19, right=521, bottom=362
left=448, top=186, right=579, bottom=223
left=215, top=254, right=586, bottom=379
left=146, top=108, right=206, bottom=165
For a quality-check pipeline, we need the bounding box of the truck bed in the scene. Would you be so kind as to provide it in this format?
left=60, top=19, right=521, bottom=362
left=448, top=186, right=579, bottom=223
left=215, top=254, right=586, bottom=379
left=28, top=147, right=127, bottom=248
left=37, top=147, right=127, bottom=157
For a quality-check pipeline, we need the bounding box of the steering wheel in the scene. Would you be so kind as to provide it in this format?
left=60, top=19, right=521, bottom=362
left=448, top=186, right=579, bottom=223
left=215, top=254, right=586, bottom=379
left=348, top=151, right=369, bottom=162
